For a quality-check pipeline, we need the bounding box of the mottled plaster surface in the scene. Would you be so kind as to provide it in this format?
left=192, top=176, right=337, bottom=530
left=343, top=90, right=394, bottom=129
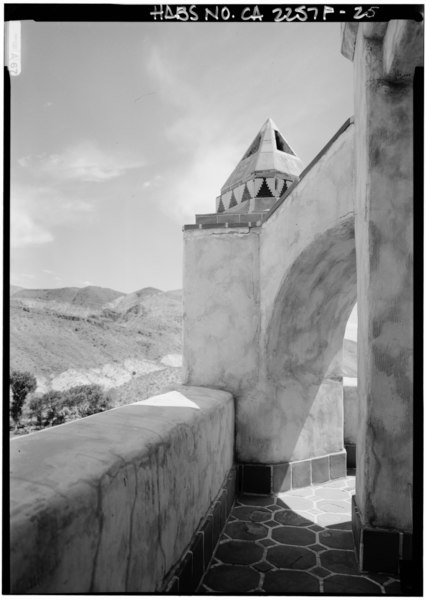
left=183, top=228, right=260, bottom=395
left=184, top=123, right=356, bottom=465
left=10, top=387, right=234, bottom=593
left=353, top=27, right=414, bottom=532
left=244, top=123, right=356, bottom=463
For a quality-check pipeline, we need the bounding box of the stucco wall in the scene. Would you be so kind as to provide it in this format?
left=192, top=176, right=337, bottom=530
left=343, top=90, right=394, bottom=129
left=183, top=227, right=260, bottom=396
left=10, top=386, right=234, bottom=593
left=183, top=122, right=356, bottom=466
left=241, top=121, right=356, bottom=463
left=353, top=27, right=414, bottom=532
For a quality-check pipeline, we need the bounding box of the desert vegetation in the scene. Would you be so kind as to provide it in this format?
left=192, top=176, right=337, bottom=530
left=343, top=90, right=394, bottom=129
left=10, top=371, right=113, bottom=434
left=9, top=366, right=183, bottom=436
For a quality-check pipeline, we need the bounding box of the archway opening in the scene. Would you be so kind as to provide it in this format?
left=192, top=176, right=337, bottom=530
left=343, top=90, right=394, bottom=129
left=343, top=303, right=358, bottom=470
left=258, top=216, right=357, bottom=466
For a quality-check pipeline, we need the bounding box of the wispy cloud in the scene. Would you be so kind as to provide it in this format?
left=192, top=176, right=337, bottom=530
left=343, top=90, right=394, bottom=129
left=18, top=141, right=144, bottom=184
left=146, top=44, right=240, bottom=221
left=11, top=183, right=97, bottom=249
left=166, top=144, right=240, bottom=222
left=11, top=210, right=54, bottom=248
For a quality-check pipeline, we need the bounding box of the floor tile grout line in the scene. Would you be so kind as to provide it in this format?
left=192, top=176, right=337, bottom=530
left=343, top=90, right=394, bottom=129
left=200, top=477, right=400, bottom=595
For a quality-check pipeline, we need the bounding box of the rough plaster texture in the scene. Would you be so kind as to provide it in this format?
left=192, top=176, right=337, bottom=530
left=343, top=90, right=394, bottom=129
left=353, top=26, right=415, bottom=532
left=184, top=123, right=356, bottom=465
left=10, top=386, right=234, bottom=593
left=183, top=228, right=260, bottom=395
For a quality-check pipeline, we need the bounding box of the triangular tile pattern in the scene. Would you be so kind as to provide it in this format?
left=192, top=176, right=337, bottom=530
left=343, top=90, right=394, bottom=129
left=275, top=179, right=285, bottom=197
left=213, top=118, right=303, bottom=215
left=256, top=178, right=274, bottom=198
left=229, top=192, right=238, bottom=209
left=266, top=177, right=276, bottom=195
left=254, top=178, right=264, bottom=197
left=241, top=184, right=252, bottom=203
left=246, top=179, right=255, bottom=198
left=222, top=190, right=232, bottom=210
left=220, top=118, right=303, bottom=195
left=234, top=184, right=245, bottom=204
left=217, top=198, right=225, bottom=213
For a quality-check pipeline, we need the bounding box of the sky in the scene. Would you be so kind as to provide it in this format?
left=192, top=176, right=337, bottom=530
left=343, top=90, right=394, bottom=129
left=10, top=19, right=355, bottom=294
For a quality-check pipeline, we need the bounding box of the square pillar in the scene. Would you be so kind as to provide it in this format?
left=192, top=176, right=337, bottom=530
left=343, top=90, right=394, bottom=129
left=351, top=22, right=420, bottom=573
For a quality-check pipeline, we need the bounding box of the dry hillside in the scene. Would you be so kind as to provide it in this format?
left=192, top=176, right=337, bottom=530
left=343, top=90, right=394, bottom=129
left=10, top=286, right=183, bottom=396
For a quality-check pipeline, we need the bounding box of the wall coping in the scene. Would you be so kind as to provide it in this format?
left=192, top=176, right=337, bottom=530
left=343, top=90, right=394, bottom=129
left=9, top=386, right=235, bottom=593
left=264, top=117, right=354, bottom=222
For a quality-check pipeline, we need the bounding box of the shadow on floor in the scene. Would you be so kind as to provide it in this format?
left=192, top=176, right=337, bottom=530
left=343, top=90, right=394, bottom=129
left=198, top=477, right=401, bottom=595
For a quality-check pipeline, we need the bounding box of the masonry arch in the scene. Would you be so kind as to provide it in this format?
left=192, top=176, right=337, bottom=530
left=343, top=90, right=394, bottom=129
left=245, top=215, right=357, bottom=465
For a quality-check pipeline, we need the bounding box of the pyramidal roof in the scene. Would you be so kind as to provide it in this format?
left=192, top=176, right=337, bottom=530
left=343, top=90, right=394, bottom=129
left=221, top=118, right=304, bottom=194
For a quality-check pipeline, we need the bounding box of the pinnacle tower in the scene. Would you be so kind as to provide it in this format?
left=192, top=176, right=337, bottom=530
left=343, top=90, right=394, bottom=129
left=216, top=118, right=304, bottom=214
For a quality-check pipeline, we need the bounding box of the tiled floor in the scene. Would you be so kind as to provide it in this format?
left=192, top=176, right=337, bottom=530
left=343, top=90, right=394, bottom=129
left=198, top=476, right=401, bottom=594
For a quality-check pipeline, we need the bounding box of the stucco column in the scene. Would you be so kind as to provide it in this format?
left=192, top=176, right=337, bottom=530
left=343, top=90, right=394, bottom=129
left=344, top=20, right=422, bottom=573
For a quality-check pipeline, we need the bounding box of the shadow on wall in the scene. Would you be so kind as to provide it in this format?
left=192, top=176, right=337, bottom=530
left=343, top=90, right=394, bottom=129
left=250, top=215, right=357, bottom=465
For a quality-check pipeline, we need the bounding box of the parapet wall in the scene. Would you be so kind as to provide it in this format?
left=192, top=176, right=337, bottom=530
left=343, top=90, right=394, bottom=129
left=10, top=386, right=235, bottom=593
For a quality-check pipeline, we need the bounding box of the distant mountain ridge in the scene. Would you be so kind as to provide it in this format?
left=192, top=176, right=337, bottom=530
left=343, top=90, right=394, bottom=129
left=10, top=285, right=183, bottom=389
left=12, top=285, right=124, bottom=310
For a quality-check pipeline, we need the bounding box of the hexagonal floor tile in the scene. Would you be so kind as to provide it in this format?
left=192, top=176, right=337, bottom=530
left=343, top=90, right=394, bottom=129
left=225, top=521, right=268, bottom=541
left=215, top=540, right=263, bottom=565
left=271, top=525, right=316, bottom=546
left=278, top=496, right=315, bottom=511
left=202, top=565, right=260, bottom=593
left=263, top=569, right=320, bottom=593
left=316, top=512, right=351, bottom=528
left=267, top=504, right=283, bottom=512
left=317, top=499, right=351, bottom=513
left=252, top=560, right=273, bottom=572
left=309, top=543, right=327, bottom=553
left=274, top=510, right=313, bottom=527
left=319, top=529, right=354, bottom=550
left=323, top=574, right=382, bottom=594
left=314, top=487, right=351, bottom=500
left=320, top=549, right=360, bottom=575
left=266, top=545, right=316, bottom=570
left=310, top=565, right=332, bottom=578
left=286, top=487, right=315, bottom=497
left=307, top=524, right=323, bottom=532
left=258, top=538, right=277, bottom=548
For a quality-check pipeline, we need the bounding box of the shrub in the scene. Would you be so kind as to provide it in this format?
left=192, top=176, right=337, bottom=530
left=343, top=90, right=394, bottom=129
left=29, top=384, right=112, bottom=428
left=28, top=391, right=65, bottom=427
left=10, top=371, right=37, bottom=425
left=61, top=384, right=112, bottom=417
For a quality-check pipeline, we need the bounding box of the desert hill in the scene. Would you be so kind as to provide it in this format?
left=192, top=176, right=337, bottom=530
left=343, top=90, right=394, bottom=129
left=13, top=285, right=123, bottom=310
left=10, top=285, right=183, bottom=394
left=10, top=285, right=24, bottom=296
